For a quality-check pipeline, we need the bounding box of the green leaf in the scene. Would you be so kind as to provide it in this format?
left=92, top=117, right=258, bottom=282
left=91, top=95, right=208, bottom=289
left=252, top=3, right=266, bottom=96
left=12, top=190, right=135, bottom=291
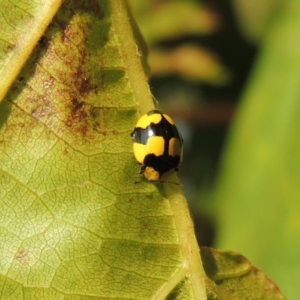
left=201, top=248, right=286, bottom=300
left=0, top=1, right=206, bottom=299
left=0, top=0, right=63, bottom=102
left=214, top=1, right=300, bottom=299
left=0, top=1, right=287, bottom=299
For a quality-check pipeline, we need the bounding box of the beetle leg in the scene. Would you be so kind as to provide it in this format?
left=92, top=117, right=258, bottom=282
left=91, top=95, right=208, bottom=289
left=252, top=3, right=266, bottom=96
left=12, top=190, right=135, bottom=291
left=139, top=165, right=146, bottom=174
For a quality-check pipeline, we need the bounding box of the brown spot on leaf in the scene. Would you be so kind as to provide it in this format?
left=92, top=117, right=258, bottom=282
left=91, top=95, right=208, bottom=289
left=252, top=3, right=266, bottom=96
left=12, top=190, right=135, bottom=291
left=128, top=198, right=134, bottom=204
left=62, top=25, right=72, bottom=46
left=63, top=148, right=69, bottom=155
left=43, top=76, right=54, bottom=89
left=78, top=74, right=92, bottom=97
left=15, top=249, right=29, bottom=265
left=6, top=43, right=15, bottom=52
left=65, top=97, right=90, bottom=135
left=30, top=96, right=52, bottom=119
left=71, top=98, right=87, bottom=119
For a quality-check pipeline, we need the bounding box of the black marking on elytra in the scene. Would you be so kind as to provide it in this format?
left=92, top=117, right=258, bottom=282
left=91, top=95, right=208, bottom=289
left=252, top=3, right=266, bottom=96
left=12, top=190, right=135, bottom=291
left=143, top=153, right=181, bottom=177
left=131, top=113, right=182, bottom=146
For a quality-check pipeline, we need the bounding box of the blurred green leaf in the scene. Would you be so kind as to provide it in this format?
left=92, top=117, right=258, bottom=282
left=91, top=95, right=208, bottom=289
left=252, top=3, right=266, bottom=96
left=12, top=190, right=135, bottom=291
left=129, top=0, right=219, bottom=45
left=0, top=1, right=207, bottom=299
left=232, top=0, right=282, bottom=43
left=214, top=1, right=300, bottom=299
left=129, top=0, right=227, bottom=85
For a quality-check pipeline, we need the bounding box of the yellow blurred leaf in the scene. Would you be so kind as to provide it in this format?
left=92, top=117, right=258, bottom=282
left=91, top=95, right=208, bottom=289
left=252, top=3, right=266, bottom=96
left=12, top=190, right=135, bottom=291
left=129, top=1, right=219, bottom=44
left=149, top=45, right=230, bottom=84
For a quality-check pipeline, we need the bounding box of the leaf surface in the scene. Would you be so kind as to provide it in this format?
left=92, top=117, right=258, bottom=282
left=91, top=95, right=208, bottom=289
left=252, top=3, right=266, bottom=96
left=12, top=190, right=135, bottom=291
left=0, top=1, right=206, bottom=299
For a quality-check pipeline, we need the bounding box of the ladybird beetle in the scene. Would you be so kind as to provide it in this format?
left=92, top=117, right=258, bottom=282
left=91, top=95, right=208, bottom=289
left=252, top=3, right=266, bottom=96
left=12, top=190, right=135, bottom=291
left=131, top=110, right=183, bottom=182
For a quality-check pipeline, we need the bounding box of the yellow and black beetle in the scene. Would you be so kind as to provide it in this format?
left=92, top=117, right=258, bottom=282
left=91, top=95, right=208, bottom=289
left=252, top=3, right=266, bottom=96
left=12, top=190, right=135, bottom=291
left=131, top=110, right=183, bottom=182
